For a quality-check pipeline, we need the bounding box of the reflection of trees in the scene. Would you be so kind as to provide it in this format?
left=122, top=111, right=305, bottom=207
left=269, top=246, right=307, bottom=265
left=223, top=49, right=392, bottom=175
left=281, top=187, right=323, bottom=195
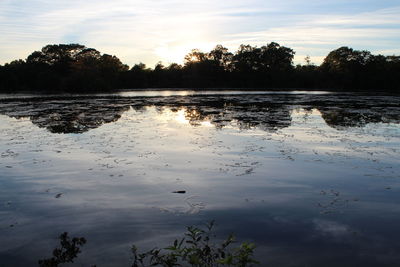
left=319, top=107, right=400, bottom=128
left=0, top=94, right=399, bottom=134
left=184, top=108, right=209, bottom=126
left=211, top=105, right=292, bottom=131
left=37, top=105, right=130, bottom=133
left=153, top=94, right=400, bottom=131
left=0, top=99, right=131, bottom=133
left=165, top=101, right=292, bottom=132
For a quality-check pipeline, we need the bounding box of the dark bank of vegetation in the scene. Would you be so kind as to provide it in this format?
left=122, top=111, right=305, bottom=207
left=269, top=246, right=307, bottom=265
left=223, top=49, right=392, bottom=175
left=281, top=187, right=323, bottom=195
left=39, top=222, right=258, bottom=267
left=0, top=43, right=399, bottom=93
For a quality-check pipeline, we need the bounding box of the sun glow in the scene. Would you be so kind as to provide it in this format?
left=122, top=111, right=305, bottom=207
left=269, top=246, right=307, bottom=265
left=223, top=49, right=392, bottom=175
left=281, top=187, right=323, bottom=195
left=155, top=42, right=215, bottom=65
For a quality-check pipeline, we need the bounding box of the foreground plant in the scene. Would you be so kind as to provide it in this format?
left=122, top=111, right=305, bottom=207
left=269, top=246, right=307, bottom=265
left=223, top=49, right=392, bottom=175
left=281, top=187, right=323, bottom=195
left=38, top=232, right=86, bottom=267
left=131, top=221, right=259, bottom=267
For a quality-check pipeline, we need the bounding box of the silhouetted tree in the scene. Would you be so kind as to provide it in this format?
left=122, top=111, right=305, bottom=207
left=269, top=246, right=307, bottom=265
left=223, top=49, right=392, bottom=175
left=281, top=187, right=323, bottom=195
left=208, top=45, right=233, bottom=71
left=319, top=46, right=399, bottom=91
left=183, top=49, right=224, bottom=87
left=231, top=43, right=295, bottom=87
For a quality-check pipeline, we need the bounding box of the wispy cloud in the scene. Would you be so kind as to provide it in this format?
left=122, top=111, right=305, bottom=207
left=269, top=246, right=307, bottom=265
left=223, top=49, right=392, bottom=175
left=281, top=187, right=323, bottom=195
left=221, top=6, right=400, bottom=64
left=314, top=6, right=400, bottom=26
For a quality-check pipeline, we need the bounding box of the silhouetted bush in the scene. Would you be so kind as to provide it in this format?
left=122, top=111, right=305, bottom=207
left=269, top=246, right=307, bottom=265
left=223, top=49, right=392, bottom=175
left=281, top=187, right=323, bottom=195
left=38, top=232, right=86, bottom=267
left=132, top=221, right=258, bottom=267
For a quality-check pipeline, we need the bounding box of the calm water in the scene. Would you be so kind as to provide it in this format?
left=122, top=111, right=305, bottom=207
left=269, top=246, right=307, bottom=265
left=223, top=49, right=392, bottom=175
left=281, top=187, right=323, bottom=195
left=0, top=91, right=399, bottom=266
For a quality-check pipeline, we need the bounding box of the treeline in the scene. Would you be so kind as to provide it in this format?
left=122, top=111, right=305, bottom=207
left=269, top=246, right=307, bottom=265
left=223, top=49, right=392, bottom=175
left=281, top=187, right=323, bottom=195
left=0, top=43, right=399, bottom=93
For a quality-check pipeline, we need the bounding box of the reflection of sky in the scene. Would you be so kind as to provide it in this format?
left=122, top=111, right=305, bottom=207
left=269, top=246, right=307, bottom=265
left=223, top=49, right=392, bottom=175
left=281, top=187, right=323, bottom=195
left=0, top=0, right=399, bottom=67
left=0, top=90, right=333, bottom=100
left=0, top=98, right=400, bottom=266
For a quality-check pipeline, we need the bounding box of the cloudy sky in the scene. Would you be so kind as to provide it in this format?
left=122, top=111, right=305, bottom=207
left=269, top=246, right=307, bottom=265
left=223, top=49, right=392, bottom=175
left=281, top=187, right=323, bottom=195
left=1, top=0, right=399, bottom=67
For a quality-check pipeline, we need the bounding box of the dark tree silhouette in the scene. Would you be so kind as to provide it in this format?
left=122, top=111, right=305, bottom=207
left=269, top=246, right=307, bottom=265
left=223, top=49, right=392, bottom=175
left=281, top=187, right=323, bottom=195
left=319, top=46, right=400, bottom=90
left=0, top=43, right=398, bottom=93
left=208, top=45, right=233, bottom=70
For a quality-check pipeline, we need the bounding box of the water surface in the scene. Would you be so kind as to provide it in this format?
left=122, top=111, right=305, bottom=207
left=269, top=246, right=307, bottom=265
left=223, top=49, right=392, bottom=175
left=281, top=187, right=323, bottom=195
left=0, top=91, right=399, bottom=266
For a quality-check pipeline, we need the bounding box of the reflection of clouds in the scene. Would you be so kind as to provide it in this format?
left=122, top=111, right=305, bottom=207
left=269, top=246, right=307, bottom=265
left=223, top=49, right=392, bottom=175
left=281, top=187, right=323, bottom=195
left=313, top=219, right=350, bottom=238
left=157, top=195, right=206, bottom=215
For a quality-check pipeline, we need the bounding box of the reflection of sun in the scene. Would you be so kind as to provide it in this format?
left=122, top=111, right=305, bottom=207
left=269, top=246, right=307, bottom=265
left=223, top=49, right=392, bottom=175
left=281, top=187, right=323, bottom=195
left=175, top=109, right=189, bottom=124
left=155, top=107, right=213, bottom=127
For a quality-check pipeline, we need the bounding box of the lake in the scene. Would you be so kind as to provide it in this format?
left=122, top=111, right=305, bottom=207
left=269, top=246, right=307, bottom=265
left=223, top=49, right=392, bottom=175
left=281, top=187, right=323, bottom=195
left=0, top=91, right=399, bottom=266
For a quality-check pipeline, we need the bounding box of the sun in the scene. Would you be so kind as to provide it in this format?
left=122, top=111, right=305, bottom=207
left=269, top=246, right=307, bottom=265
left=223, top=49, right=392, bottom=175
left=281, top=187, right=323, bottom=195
left=155, top=45, right=187, bottom=65
left=155, top=42, right=214, bottom=66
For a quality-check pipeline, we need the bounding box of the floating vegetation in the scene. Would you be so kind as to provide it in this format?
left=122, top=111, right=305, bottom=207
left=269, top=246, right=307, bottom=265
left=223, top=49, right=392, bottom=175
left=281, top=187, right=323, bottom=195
left=172, top=191, right=186, bottom=194
left=317, top=190, right=359, bottom=214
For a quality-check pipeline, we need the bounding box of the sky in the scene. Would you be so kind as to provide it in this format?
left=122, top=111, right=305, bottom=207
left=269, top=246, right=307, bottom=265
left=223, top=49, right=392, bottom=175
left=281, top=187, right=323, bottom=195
left=0, top=0, right=399, bottom=67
